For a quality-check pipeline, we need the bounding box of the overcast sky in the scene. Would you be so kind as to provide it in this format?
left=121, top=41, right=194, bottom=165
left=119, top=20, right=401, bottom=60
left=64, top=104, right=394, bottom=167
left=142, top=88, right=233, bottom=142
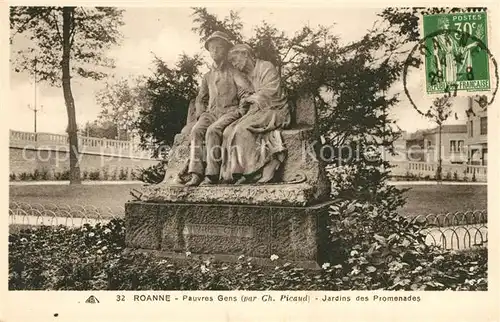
left=9, top=6, right=468, bottom=135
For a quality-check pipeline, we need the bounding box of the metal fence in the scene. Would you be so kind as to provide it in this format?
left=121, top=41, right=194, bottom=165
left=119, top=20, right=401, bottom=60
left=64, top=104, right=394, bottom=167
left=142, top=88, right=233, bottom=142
left=424, top=224, right=487, bottom=250
left=8, top=202, right=487, bottom=250
left=9, top=202, right=122, bottom=227
left=410, top=210, right=487, bottom=227
left=411, top=210, right=487, bottom=250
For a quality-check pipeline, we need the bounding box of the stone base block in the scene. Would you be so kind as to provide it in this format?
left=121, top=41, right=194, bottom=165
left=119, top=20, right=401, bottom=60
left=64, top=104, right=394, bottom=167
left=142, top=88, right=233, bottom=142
left=125, top=200, right=333, bottom=269
left=139, top=182, right=327, bottom=207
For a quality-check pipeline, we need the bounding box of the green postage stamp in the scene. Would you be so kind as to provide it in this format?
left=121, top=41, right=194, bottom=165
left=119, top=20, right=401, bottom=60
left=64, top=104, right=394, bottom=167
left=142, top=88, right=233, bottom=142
left=422, top=11, right=491, bottom=95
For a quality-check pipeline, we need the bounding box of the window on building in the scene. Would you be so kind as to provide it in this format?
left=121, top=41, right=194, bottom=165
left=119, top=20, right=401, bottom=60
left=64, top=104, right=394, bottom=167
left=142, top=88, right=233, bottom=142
left=458, top=140, right=464, bottom=152
left=469, top=120, right=474, bottom=137
left=450, top=140, right=456, bottom=152
left=480, top=117, right=487, bottom=135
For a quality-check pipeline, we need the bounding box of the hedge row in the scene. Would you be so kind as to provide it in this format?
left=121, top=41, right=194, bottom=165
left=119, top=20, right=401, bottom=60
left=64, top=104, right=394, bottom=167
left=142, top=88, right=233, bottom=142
left=392, top=170, right=480, bottom=182
left=9, top=168, right=139, bottom=182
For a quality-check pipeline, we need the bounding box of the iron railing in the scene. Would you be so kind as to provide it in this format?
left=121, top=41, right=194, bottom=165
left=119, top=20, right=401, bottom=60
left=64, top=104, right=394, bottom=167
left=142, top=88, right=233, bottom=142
left=410, top=210, right=487, bottom=227
left=9, top=202, right=122, bottom=227
left=411, top=210, right=487, bottom=250
left=8, top=202, right=487, bottom=250
left=424, top=224, right=487, bottom=250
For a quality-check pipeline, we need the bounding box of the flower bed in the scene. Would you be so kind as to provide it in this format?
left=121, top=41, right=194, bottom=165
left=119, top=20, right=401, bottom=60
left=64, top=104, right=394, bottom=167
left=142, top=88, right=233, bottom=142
left=9, top=218, right=487, bottom=291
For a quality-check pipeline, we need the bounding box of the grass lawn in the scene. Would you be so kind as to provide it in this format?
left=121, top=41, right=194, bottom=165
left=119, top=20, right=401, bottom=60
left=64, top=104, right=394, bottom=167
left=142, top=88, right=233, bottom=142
left=397, top=184, right=487, bottom=216
left=9, top=183, right=144, bottom=212
left=10, top=183, right=487, bottom=217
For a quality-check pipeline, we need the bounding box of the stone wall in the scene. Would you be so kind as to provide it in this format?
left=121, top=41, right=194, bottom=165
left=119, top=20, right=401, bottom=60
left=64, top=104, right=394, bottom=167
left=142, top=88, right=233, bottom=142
left=9, top=130, right=160, bottom=179
left=390, top=160, right=487, bottom=182
left=10, top=147, right=159, bottom=178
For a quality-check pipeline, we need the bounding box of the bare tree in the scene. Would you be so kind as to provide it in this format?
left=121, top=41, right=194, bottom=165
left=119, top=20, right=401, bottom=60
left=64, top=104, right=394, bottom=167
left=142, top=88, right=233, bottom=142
left=10, top=6, right=124, bottom=184
left=425, top=97, right=454, bottom=181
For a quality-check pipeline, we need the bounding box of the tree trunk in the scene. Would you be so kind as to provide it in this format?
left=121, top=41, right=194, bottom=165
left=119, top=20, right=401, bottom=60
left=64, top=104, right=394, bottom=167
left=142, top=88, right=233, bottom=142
left=62, top=7, right=81, bottom=184
left=437, top=124, right=442, bottom=182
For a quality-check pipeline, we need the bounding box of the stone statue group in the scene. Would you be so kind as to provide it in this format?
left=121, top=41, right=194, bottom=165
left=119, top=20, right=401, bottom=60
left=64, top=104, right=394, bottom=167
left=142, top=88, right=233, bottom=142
left=176, top=31, right=291, bottom=187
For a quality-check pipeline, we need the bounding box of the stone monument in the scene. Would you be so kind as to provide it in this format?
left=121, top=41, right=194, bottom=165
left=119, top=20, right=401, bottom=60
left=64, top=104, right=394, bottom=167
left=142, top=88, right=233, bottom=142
left=125, top=36, right=332, bottom=269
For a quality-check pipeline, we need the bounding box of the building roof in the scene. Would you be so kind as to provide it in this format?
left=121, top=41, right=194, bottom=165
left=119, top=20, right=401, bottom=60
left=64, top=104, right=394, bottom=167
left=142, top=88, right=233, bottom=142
left=405, top=124, right=467, bottom=141
left=426, top=124, right=467, bottom=134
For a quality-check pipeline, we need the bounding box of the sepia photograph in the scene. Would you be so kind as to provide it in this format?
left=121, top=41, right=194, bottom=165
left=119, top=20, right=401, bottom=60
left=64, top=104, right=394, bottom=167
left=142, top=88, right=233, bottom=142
left=6, top=5, right=492, bottom=299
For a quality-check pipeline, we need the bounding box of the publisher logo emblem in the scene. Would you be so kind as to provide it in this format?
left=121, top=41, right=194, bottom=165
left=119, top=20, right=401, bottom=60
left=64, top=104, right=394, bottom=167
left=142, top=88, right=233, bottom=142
left=85, top=295, right=100, bottom=304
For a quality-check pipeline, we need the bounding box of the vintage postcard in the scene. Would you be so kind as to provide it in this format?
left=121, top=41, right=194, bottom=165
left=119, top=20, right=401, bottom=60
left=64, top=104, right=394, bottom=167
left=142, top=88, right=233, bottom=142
left=1, top=1, right=498, bottom=322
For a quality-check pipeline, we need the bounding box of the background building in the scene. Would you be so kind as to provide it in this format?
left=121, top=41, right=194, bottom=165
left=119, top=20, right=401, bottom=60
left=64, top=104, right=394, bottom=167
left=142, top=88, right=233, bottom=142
left=422, top=124, right=468, bottom=164
left=465, top=96, right=488, bottom=165
left=405, top=129, right=427, bottom=162
left=403, top=125, right=468, bottom=164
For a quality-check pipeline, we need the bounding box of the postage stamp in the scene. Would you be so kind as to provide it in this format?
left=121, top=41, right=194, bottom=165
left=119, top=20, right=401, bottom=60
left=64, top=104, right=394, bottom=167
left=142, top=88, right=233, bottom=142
left=422, top=11, right=491, bottom=95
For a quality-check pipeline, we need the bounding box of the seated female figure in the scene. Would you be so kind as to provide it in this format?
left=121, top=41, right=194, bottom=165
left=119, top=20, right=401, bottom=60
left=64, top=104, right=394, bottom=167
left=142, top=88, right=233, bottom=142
left=220, top=44, right=291, bottom=184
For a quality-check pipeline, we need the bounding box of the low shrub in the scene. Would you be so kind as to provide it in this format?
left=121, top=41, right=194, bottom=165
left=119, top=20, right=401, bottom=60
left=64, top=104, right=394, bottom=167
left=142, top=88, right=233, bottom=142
left=107, top=169, right=113, bottom=181
left=89, top=170, right=100, bottom=181
left=31, top=169, right=40, bottom=180
left=119, top=168, right=128, bottom=180
left=102, top=168, right=109, bottom=181
left=9, top=173, right=16, bottom=181
left=54, top=170, right=70, bottom=181
left=389, top=171, right=471, bottom=183
left=32, top=169, right=49, bottom=180
left=404, top=171, right=416, bottom=181
left=19, top=172, right=31, bottom=181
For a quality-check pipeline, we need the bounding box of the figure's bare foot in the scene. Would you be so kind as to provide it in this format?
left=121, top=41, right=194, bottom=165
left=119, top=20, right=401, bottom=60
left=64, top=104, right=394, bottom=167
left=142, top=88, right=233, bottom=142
left=173, top=173, right=187, bottom=184
left=234, top=176, right=247, bottom=185
left=219, top=178, right=233, bottom=184
left=185, top=173, right=203, bottom=186
left=235, top=172, right=263, bottom=184
left=231, top=173, right=251, bottom=185
left=257, top=159, right=280, bottom=183
left=200, top=175, right=218, bottom=186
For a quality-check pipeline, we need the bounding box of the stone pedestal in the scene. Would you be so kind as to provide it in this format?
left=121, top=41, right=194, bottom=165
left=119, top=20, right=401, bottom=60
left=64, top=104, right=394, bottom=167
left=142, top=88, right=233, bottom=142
left=125, top=200, right=332, bottom=269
